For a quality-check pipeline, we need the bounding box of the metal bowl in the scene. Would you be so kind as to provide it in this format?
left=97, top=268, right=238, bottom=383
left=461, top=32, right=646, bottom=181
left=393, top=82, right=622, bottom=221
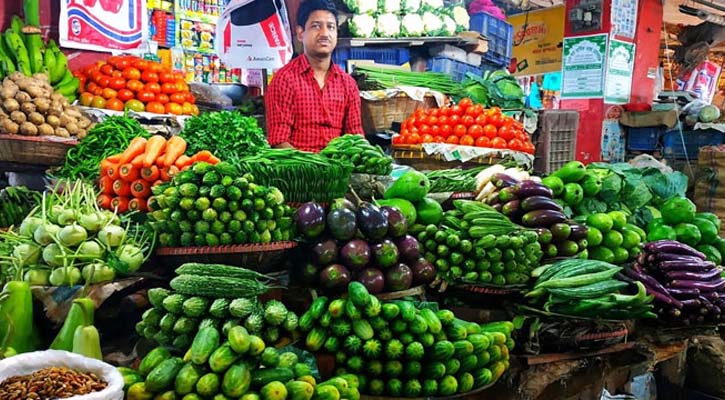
left=212, top=84, right=248, bottom=105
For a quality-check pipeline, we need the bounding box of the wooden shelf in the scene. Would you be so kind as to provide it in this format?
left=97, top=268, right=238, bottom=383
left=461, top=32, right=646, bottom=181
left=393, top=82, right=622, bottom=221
left=338, top=36, right=480, bottom=48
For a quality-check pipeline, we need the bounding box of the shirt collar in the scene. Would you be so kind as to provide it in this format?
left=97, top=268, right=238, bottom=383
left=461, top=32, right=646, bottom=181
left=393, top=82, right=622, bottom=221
left=296, top=54, right=341, bottom=79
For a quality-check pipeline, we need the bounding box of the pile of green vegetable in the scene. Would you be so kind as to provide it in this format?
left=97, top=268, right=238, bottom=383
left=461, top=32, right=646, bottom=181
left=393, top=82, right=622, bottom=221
left=300, top=282, right=514, bottom=397
left=424, top=166, right=487, bottom=194
left=461, top=70, right=525, bottom=110
left=421, top=200, right=543, bottom=286
left=583, top=211, right=645, bottom=264
left=55, top=116, right=150, bottom=180
left=525, top=259, right=656, bottom=320
left=123, top=321, right=348, bottom=400
left=179, top=111, right=268, bottom=162
left=320, top=135, right=393, bottom=176
left=232, top=148, right=353, bottom=203
left=0, top=186, right=41, bottom=228
left=0, top=181, right=154, bottom=286
left=353, top=65, right=461, bottom=95
left=149, top=161, right=296, bottom=247
left=138, top=263, right=298, bottom=350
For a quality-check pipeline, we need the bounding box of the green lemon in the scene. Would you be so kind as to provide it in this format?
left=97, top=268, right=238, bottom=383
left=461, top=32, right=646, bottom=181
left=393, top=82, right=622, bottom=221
left=608, top=211, right=628, bottom=230
left=587, top=213, right=614, bottom=233
left=602, top=230, right=624, bottom=250
left=590, top=246, right=615, bottom=263
left=621, top=229, right=641, bottom=250
left=586, top=227, right=603, bottom=247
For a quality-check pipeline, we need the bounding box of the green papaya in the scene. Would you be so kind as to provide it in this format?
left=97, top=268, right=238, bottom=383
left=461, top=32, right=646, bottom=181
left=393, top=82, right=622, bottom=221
left=384, top=171, right=430, bottom=202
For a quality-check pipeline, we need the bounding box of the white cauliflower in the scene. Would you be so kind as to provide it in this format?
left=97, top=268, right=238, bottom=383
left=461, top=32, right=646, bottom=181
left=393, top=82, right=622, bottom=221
left=422, top=0, right=444, bottom=8
left=402, top=0, right=421, bottom=13
left=376, top=13, right=402, bottom=37
left=401, top=13, right=425, bottom=37
left=344, top=0, right=378, bottom=14
left=451, top=5, right=470, bottom=31
left=382, top=0, right=402, bottom=14
left=441, top=15, right=457, bottom=36
left=422, top=11, right=443, bottom=35
left=349, top=14, right=377, bottom=37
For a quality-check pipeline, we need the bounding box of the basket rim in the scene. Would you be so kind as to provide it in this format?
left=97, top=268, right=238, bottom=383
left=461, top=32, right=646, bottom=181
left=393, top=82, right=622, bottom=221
left=156, top=241, right=298, bottom=255
left=0, top=133, right=79, bottom=146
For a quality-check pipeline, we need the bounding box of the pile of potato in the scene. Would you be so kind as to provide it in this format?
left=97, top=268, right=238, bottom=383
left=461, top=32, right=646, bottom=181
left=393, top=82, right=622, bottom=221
left=0, top=72, right=92, bottom=138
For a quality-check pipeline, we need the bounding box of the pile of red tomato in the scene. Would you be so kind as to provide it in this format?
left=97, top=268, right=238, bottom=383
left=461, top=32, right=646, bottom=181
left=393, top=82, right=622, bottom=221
left=392, top=98, right=535, bottom=154
left=74, top=55, right=199, bottom=116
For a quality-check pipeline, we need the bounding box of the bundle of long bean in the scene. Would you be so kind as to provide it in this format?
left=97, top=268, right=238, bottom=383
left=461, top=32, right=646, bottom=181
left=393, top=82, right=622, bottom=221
left=54, top=116, right=150, bottom=181
left=354, top=65, right=463, bottom=95
left=425, top=166, right=488, bottom=193
left=231, top=148, right=353, bottom=203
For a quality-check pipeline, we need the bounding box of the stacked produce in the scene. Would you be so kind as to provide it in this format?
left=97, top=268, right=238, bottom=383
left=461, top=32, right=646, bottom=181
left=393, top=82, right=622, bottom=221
left=393, top=99, right=535, bottom=154
left=233, top=148, right=353, bottom=203
left=474, top=164, right=533, bottom=200
left=345, top=2, right=469, bottom=38
left=149, top=161, right=296, bottom=247
left=75, top=55, right=198, bottom=115
left=0, top=186, right=40, bottom=228
left=424, top=165, right=488, bottom=194
left=0, top=181, right=154, bottom=286
left=123, top=324, right=345, bottom=400
left=482, top=172, right=589, bottom=259
left=584, top=212, right=645, bottom=264
left=624, top=240, right=725, bottom=325
left=320, top=135, right=394, bottom=176
left=55, top=116, right=150, bottom=181
left=295, top=197, right=435, bottom=294
left=0, top=73, right=92, bottom=137
left=428, top=200, right=542, bottom=285
left=645, top=197, right=725, bottom=264
left=96, top=135, right=218, bottom=214
left=300, top=282, right=514, bottom=396
left=137, top=263, right=299, bottom=350
left=461, top=70, right=526, bottom=110
left=0, top=367, right=107, bottom=399
left=526, top=259, right=656, bottom=320
left=180, top=111, right=268, bottom=161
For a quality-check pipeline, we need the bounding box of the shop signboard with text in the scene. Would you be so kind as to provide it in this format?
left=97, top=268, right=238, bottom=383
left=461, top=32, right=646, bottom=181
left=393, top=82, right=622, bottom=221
left=507, top=7, right=565, bottom=76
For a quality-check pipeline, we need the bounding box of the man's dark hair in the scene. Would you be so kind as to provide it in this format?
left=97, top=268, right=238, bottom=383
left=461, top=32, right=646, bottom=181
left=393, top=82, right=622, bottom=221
left=296, top=0, right=338, bottom=28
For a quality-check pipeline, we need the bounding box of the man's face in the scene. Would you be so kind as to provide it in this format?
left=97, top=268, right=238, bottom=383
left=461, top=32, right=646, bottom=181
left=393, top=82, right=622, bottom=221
left=296, top=10, right=337, bottom=58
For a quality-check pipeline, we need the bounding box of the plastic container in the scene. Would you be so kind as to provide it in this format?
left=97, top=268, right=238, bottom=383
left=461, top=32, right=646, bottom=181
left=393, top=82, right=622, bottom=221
left=332, top=47, right=410, bottom=72
left=469, top=12, right=513, bottom=67
left=626, top=127, right=664, bottom=151
left=663, top=128, right=725, bottom=159
left=427, top=57, right=483, bottom=82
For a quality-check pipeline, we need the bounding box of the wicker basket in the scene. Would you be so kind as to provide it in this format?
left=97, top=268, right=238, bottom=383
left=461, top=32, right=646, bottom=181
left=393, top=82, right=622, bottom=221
left=155, top=242, right=297, bottom=273
left=361, top=94, right=437, bottom=135
left=0, top=134, right=77, bottom=166
left=392, top=144, right=508, bottom=171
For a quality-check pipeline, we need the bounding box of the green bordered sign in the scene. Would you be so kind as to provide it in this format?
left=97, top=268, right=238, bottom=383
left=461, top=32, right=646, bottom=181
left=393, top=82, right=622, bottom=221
left=604, top=39, right=636, bottom=104
left=561, top=33, right=608, bottom=99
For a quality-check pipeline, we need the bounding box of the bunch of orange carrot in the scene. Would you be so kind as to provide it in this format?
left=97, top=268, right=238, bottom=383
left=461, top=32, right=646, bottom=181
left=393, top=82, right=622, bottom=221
left=97, top=135, right=219, bottom=213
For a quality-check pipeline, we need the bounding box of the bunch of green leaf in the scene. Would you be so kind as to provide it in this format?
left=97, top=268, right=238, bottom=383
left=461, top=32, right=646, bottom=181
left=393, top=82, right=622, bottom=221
left=180, top=111, right=269, bottom=160
left=461, top=70, right=525, bottom=109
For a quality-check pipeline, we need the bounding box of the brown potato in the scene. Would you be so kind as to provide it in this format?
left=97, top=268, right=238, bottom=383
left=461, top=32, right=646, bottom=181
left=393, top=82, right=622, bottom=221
left=49, top=102, right=63, bottom=117
left=65, top=122, right=79, bottom=135
left=0, top=86, right=18, bottom=100
left=51, top=93, right=65, bottom=103
left=3, top=98, right=20, bottom=113
left=59, top=114, right=74, bottom=127
left=38, top=123, right=55, bottom=136
left=20, top=101, right=36, bottom=114
left=19, top=121, right=38, bottom=136
left=27, top=112, right=44, bottom=125
left=46, top=114, right=60, bottom=128
left=8, top=72, right=25, bottom=82
left=64, top=108, right=83, bottom=119
left=10, top=110, right=26, bottom=124
left=32, top=73, right=49, bottom=82
left=15, top=91, right=31, bottom=104
left=25, top=85, right=44, bottom=99
left=1, top=118, right=19, bottom=134
left=33, top=97, right=50, bottom=113
left=77, top=117, right=91, bottom=129
left=76, top=129, right=87, bottom=139
left=55, top=127, right=69, bottom=137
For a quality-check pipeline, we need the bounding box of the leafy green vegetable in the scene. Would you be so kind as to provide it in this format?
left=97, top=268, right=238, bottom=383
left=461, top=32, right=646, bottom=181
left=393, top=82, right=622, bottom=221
left=460, top=70, right=525, bottom=109
left=180, top=111, right=268, bottom=160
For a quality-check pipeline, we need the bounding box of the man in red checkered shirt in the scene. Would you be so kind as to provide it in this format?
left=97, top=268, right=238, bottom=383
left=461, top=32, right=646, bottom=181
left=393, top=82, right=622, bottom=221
left=265, top=0, right=363, bottom=153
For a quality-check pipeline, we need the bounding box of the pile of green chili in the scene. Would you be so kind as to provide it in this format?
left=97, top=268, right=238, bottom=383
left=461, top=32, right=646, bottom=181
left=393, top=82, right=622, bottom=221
left=54, top=116, right=151, bottom=181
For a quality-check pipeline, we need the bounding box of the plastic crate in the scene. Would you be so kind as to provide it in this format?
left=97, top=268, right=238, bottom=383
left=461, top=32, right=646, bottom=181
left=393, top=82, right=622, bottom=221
left=626, top=127, right=664, bottom=151
left=533, top=111, right=579, bottom=174
left=332, top=47, right=410, bottom=72
left=427, top=57, right=484, bottom=82
left=470, top=12, right=513, bottom=67
left=663, top=129, right=725, bottom=159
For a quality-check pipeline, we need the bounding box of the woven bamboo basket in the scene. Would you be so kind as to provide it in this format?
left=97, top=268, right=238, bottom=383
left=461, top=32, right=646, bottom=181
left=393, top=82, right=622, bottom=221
left=155, top=241, right=297, bottom=273
left=0, top=134, right=77, bottom=165
left=361, top=94, right=437, bottom=135
left=392, top=144, right=508, bottom=171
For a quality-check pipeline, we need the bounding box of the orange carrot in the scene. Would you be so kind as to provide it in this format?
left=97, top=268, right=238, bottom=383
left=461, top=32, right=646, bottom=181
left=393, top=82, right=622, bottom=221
left=146, top=195, right=158, bottom=211
left=143, top=135, right=167, bottom=168
left=160, top=167, right=172, bottom=181
left=161, top=136, right=187, bottom=167
left=100, top=158, right=117, bottom=177
left=105, top=153, right=122, bottom=163
left=96, top=194, right=113, bottom=209
left=207, top=155, right=221, bottom=165
left=119, top=137, right=147, bottom=165
left=119, top=163, right=139, bottom=182
left=110, top=197, right=129, bottom=213
left=167, top=165, right=179, bottom=177
left=131, top=153, right=145, bottom=168
left=130, top=179, right=151, bottom=198
left=173, top=155, right=192, bottom=169
left=106, top=163, right=120, bottom=180
left=128, top=198, right=148, bottom=212
left=190, top=150, right=213, bottom=162
left=141, top=165, right=160, bottom=182
left=98, top=176, right=114, bottom=195
left=112, top=180, right=131, bottom=197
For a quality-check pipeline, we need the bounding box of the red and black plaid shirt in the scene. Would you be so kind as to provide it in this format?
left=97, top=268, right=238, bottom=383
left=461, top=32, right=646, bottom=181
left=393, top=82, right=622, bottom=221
left=265, top=55, right=363, bottom=152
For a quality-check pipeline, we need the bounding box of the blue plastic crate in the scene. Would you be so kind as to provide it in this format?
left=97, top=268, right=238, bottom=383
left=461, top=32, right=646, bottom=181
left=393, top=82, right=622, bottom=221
left=332, top=47, right=410, bottom=72
left=427, top=57, right=484, bottom=82
left=483, top=52, right=511, bottom=68
left=663, top=129, right=725, bottom=159
left=470, top=12, right=513, bottom=63
left=627, top=127, right=664, bottom=151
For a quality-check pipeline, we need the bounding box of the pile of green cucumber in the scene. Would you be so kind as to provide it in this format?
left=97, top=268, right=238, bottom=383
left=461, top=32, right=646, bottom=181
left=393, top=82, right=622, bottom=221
left=320, top=135, right=393, bottom=176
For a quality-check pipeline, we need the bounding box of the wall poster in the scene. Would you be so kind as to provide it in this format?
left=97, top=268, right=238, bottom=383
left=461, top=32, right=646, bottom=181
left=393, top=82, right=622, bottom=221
left=561, top=33, right=608, bottom=99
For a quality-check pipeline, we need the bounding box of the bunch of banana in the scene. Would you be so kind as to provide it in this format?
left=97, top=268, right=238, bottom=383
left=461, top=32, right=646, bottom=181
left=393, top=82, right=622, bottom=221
left=0, top=15, right=79, bottom=102
left=0, top=186, right=41, bottom=228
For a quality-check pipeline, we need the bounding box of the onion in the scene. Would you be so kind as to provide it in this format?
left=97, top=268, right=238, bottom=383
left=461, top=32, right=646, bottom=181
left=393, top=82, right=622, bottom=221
left=58, top=223, right=88, bottom=247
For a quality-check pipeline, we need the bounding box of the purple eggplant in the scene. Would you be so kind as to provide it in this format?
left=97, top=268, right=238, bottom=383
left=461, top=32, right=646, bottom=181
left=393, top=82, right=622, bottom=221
left=681, top=299, right=702, bottom=308
left=666, top=287, right=701, bottom=299
left=569, top=223, right=589, bottom=241
left=644, top=240, right=706, bottom=259
left=652, top=252, right=706, bottom=263
left=703, top=291, right=720, bottom=302
left=665, top=268, right=722, bottom=282
left=668, top=278, right=725, bottom=292
left=515, top=180, right=554, bottom=199
left=493, top=173, right=519, bottom=189
left=698, top=295, right=717, bottom=312
left=521, top=209, right=567, bottom=228
left=319, top=264, right=351, bottom=289
left=395, top=235, right=421, bottom=262
left=411, top=258, right=436, bottom=285
left=296, top=202, right=326, bottom=238
left=622, top=266, right=683, bottom=308
left=357, top=268, right=385, bottom=294
left=502, top=200, right=521, bottom=217
left=656, top=260, right=716, bottom=272
left=385, top=263, right=413, bottom=291
left=491, top=203, right=503, bottom=212
left=521, top=196, right=563, bottom=212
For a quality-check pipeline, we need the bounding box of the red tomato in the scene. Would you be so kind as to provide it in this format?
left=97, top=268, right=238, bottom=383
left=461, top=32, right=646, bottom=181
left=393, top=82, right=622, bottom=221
left=145, top=82, right=161, bottom=94
left=491, top=137, right=507, bottom=148
left=109, top=77, right=126, bottom=90
left=487, top=106, right=502, bottom=116
left=453, top=124, right=467, bottom=137
left=111, top=70, right=123, bottom=78
left=458, top=98, right=473, bottom=109
left=137, top=91, right=155, bottom=102
left=421, top=134, right=434, bottom=143
left=465, top=104, right=482, bottom=117
left=101, top=87, right=117, bottom=99
left=450, top=105, right=463, bottom=116
left=475, top=114, right=487, bottom=126
left=448, top=115, right=461, bottom=127
left=132, top=59, right=149, bottom=70
left=439, top=107, right=450, bottom=117
left=165, top=102, right=183, bottom=115
left=161, top=82, right=177, bottom=94
left=430, top=125, right=441, bottom=136
left=433, top=136, right=445, bottom=143
left=170, top=92, right=187, bottom=104
left=98, top=75, right=111, bottom=88
left=425, top=116, right=438, bottom=126
left=393, top=135, right=405, bottom=145
left=489, top=114, right=504, bottom=128
left=483, top=124, right=498, bottom=139
left=429, top=108, right=440, bottom=117
left=117, top=88, right=134, bottom=101
left=438, top=115, right=449, bottom=126
left=141, top=70, right=159, bottom=83
left=440, top=124, right=452, bottom=136
left=85, top=82, right=98, bottom=93
left=100, top=64, right=115, bottom=76
left=407, top=133, right=421, bottom=144
left=415, top=109, right=427, bottom=119
left=461, top=115, right=475, bottom=128
left=126, top=79, right=144, bottom=92
left=475, top=136, right=491, bottom=147
left=115, top=57, right=131, bottom=70
left=155, top=93, right=170, bottom=104
left=148, top=63, right=164, bottom=73
left=468, top=124, right=483, bottom=139
left=459, top=135, right=474, bottom=146
left=419, top=124, right=431, bottom=135
left=409, top=126, right=419, bottom=135
left=122, top=67, right=141, bottom=81
left=146, top=102, right=166, bottom=114
left=507, top=138, right=524, bottom=152
left=498, top=125, right=514, bottom=140
left=106, top=98, right=124, bottom=111
left=446, top=135, right=459, bottom=144
left=522, top=141, right=536, bottom=154
left=159, top=71, right=176, bottom=83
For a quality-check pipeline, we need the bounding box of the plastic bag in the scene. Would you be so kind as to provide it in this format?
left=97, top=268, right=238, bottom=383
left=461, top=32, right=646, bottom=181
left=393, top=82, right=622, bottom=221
left=0, top=350, right=124, bottom=400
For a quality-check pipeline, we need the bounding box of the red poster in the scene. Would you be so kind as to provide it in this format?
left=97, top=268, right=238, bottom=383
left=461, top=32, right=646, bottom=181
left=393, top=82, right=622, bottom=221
left=60, top=0, right=148, bottom=52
